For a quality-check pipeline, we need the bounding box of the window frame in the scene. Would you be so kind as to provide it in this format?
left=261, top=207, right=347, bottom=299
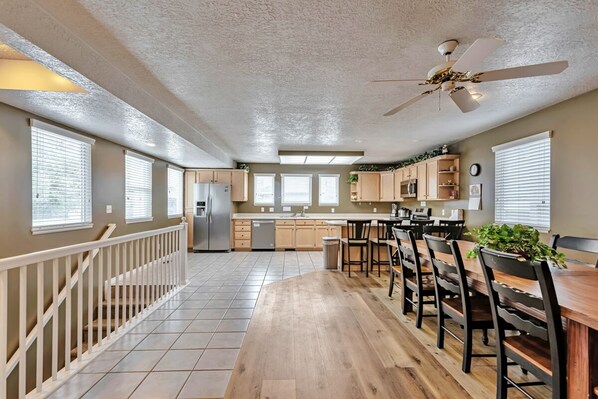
left=125, top=150, right=154, bottom=224
left=167, top=164, right=184, bottom=218
left=318, top=174, right=340, bottom=206
left=253, top=173, right=276, bottom=206
left=281, top=173, right=313, bottom=206
left=492, top=131, right=551, bottom=232
left=30, top=119, right=94, bottom=235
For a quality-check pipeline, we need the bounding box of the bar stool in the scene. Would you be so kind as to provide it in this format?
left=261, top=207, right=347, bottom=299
left=370, top=220, right=402, bottom=277
left=340, top=220, right=372, bottom=277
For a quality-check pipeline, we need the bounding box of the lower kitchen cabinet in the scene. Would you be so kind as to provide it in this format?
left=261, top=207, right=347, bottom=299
left=275, top=220, right=295, bottom=249
left=295, top=225, right=316, bottom=249
left=315, top=226, right=329, bottom=249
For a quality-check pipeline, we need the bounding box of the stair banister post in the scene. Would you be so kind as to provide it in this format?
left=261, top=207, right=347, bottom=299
left=179, top=217, right=188, bottom=285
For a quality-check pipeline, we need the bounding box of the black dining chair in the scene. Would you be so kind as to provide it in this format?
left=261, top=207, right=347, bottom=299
left=478, top=247, right=566, bottom=399
left=422, top=225, right=463, bottom=240
left=549, top=234, right=598, bottom=267
left=370, top=221, right=402, bottom=277
left=340, top=220, right=372, bottom=277
left=439, top=219, right=465, bottom=227
left=424, top=234, right=495, bottom=373
left=390, top=227, right=436, bottom=328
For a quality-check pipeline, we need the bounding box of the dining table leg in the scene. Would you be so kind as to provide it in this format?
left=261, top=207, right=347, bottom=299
left=567, top=319, right=598, bottom=398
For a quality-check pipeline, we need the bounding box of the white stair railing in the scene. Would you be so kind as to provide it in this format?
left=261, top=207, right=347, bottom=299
left=0, top=219, right=188, bottom=399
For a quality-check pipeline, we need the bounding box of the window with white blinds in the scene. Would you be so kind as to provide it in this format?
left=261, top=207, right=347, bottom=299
left=281, top=174, right=312, bottom=206
left=31, top=119, right=94, bottom=233
left=254, top=173, right=275, bottom=205
left=125, top=151, right=153, bottom=223
left=167, top=165, right=183, bottom=217
left=493, top=131, right=551, bottom=232
left=319, top=174, right=339, bottom=206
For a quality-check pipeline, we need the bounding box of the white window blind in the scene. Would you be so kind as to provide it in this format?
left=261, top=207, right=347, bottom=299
left=319, top=174, right=339, bottom=206
left=167, top=165, right=183, bottom=217
left=31, top=119, right=94, bottom=233
left=125, top=151, right=153, bottom=223
left=493, top=131, right=551, bottom=231
left=281, top=174, right=312, bottom=206
left=254, top=173, right=275, bottom=205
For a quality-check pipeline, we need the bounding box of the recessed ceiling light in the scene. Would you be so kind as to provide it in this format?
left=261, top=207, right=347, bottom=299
left=145, top=142, right=156, bottom=147
left=471, top=93, right=483, bottom=100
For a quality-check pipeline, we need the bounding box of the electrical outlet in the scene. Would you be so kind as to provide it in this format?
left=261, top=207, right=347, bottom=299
left=303, top=205, right=309, bottom=210
left=373, top=207, right=377, bottom=213
left=260, top=207, right=264, bottom=213
left=331, top=208, right=335, bottom=213
left=269, top=207, right=274, bottom=212
left=283, top=206, right=291, bottom=212
left=420, top=201, right=426, bottom=207
left=106, top=205, right=112, bottom=214
left=441, top=209, right=445, bottom=216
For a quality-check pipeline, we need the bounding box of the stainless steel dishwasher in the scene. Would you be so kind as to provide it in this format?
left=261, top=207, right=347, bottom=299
left=251, top=219, right=276, bottom=250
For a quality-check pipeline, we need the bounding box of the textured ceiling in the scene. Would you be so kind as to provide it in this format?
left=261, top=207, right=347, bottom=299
left=2, top=0, right=598, bottom=165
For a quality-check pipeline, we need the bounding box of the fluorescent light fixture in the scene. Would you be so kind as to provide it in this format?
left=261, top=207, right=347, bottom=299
left=471, top=92, right=483, bottom=100
left=278, top=150, right=364, bottom=165
left=145, top=142, right=156, bottom=147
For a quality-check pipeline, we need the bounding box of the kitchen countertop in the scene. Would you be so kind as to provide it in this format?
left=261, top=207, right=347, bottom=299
left=232, top=213, right=459, bottom=224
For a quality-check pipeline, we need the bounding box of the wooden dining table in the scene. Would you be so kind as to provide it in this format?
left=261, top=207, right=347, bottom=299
left=387, top=239, right=598, bottom=398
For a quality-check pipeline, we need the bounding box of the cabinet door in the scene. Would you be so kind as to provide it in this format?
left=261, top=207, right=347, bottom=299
left=426, top=161, right=438, bottom=200
left=275, top=227, right=295, bottom=249
left=295, top=227, right=316, bottom=248
left=315, top=226, right=329, bottom=249
left=408, top=165, right=418, bottom=179
left=328, top=226, right=342, bottom=238
left=358, top=173, right=380, bottom=202
left=214, top=171, right=232, bottom=184
left=379, top=172, right=394, bottom=202
left=184, top=171, right=196, bottom=209
left=417, top=163, right=427, bottom=200
left=402, top=168, right=411, bottom=181
left=185, top=210, right=194, bottom=249
left=197, top=170, right=214, bottom=183
left=231, top=170, right=248, bottom=202
left=393, top=171, right=402, bottom=201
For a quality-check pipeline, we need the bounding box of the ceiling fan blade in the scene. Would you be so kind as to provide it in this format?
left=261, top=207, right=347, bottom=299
left=370, top=79, right=425, bottom=83
left=473, top=60, right=568, bottom=82
left=451, top=38, right=505, bottom=73
left=383, top=91, right=431, bottom=116
left=449, top=87, right=480, bottom=113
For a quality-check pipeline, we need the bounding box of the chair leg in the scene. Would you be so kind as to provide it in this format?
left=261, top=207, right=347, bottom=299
left=401, top=287, right=410, bottom=315
left=347, top=245, right=351, bottom=278
left=462, top=324, right=473, bottom=373
left=365, top=245, right=369, bottom=277
left=482, top=329, right=489, bottom=346
left=497, top=353, right=508, bottom=399
left=437, top=308, right=445, bottom=349
left=340, top=242, right=344, bottom=271
left=388, top=270, right=395, bottom=297
left=415, top=293, right=424, bottom=328
left=377, top=244, right=381, bottom=277
left=359, top=246, right=363, bottom=272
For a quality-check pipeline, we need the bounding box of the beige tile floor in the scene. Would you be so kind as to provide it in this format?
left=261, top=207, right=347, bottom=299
left=49, top=250, right=324, bottom=399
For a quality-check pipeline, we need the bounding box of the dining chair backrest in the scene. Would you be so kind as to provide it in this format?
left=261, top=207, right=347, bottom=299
left=392, top=227, right=424, bottom=280
left=550, top=234, right=598, bottom=267
left=439, top=220, right=465, bottom=227
left=422, top=225, right=463, bottom=240
left=423, top=234, right=471, bottom=316
left=409, top=219, right=435, bottom=226
left=478, top=247, right=566, bottom=387
left=376, top=220, right=402, bottom=240
left=346, top=220, right=372, bottom=242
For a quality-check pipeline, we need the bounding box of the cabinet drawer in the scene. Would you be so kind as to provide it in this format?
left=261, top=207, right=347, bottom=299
left=276, top=220, right=295, bottom=226
left=234, top=240, right=250, bottom=248
left=234, top=220, right=251, bottom=226
left=234, top=225, right=250, bottom=232
left=295, top=220, right=315, bottom=226
left=315, top=220, right=328, bottom=226
left=235, top=232, right=251, bottom=240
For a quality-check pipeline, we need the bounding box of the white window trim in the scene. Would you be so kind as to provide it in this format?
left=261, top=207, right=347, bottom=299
left=493, top=131, right=552, bottom=232
left=318, top=174, right=340, bottom=206
left=30, top=119, right=94, bottom=234
left=254, top=173, right=276, bottom=206
left=125, top=150, right=153, bottom=223
left=125, top=149, right=155, bottom=164
left=281, top=173, right=313, bottom=206
left=126, top=217, right=154, bottom=224
left=167, top=164, right=184, bottom=218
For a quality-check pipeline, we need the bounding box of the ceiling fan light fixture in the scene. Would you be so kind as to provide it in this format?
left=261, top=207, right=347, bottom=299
left=471, top=93, right=483, bottom=100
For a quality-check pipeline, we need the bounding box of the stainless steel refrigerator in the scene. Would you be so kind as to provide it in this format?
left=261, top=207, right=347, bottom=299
left=193, top=183, right=231, bottom=251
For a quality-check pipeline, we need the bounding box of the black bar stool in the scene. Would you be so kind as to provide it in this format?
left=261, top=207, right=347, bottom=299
left=340, top=220, right=372, bottom=277
left=370, top=221, right=402, bottom=277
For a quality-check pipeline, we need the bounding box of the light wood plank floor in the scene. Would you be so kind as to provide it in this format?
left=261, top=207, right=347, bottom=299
left=225, top=267, right=551, bottom=399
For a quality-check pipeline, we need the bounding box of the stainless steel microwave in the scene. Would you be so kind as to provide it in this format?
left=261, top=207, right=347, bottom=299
left=400, top=179, right=417, bottom=198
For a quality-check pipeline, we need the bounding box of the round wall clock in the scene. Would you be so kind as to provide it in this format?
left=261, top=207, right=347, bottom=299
left=469, top=163, right=481, bottom=176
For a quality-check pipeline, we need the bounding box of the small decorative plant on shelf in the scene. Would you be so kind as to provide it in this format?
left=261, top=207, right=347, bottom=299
left=237, top=163, right=250, bottom=171
left=347, top=174, right=358, bottom=184
left=465, top=223, right=567, bottom=269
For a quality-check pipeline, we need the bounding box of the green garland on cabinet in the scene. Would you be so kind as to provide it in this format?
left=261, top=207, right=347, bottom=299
left=357, top=145, right=448, bottom=172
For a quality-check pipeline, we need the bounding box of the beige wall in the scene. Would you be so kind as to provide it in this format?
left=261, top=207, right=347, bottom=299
left=236, top=164, right=392, bottom=214
left=409, top=88, right=598, bottom=241
left=0, top=101, right=181, bottom=259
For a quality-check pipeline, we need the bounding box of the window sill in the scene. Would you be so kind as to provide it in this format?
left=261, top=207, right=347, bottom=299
left=31, top=223, right=94, bottom=235
left=126, top=217, right=154, bottom=224
left=168, top=214, right=184, bottom=219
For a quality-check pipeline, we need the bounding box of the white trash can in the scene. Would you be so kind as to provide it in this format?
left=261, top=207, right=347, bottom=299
left=322, top=236, right=340, bottom=270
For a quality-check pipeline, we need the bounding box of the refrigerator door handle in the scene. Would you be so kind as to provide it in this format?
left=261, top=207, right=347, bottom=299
left=208, top=195, right=212, bottom=224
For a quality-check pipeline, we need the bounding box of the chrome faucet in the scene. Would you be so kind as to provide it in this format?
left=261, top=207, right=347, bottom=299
left=300, top=208, right=306, bottom=217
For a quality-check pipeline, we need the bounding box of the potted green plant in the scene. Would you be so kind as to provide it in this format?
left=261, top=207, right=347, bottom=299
left=347, top=174, right=358, bottom=184
left=466, top=224, right=567, bottom=269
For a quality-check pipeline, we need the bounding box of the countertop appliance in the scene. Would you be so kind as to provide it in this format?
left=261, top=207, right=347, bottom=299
left=411, top=207, right=432, bottom=221
left=400, top=179, right=417, bottom=198
left=391, top=203, right=399, bottom=218
left=398, top=207, right=411, bottom=218
left=193, top=183, right=231, bottom=251
left=251, top=220, right=275, bottom=250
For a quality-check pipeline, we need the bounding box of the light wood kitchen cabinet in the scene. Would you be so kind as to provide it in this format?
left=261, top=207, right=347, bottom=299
left=275, top=224, right=295, bottom=249
left=417, top=163, right=428, bottom=201
left=196, top=170, right=214, bottom=183
left=184, top=171, right=196, bottom=209
left=295, top=225, right=316, bottom=249
left=426, top=160, right=438, bottom=200
left=185, top=211, right=194, bottom=249
left=379, top=172, right=394, bottom=202
left=315, top=226, right=329, bottom=249
left=233, top=219, right=251, bottom=250
left=352, top=172, right=380, bottom=202
left=231, top=170, right=249, bottom=202
left=393, top=170, right=403, bottom=201
left=214, top=170, right=232, bottom=184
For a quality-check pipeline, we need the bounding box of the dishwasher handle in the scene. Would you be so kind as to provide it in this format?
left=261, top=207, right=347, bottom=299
left=253, top=220, right=275, bottom=224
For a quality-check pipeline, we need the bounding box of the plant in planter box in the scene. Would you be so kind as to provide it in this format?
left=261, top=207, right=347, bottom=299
left=465, top=224, right=567, bottom=269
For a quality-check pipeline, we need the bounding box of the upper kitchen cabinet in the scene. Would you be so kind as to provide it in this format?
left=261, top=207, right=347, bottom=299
left=231, top=170, right=249, bottom=202
left=417, top=155, right=460, bottom=201
left=214, top=170, right=232, bottom=184
left=350, top=172, right=380, bottom=202
left=196, top=170, right=214, bottom=183
left=185, top=169, right=249, bottom=202
left=379, top=172, right=394, bottom=202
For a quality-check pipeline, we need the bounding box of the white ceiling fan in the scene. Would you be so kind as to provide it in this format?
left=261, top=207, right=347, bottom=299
left=374, top=38, right=568, bottom=116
